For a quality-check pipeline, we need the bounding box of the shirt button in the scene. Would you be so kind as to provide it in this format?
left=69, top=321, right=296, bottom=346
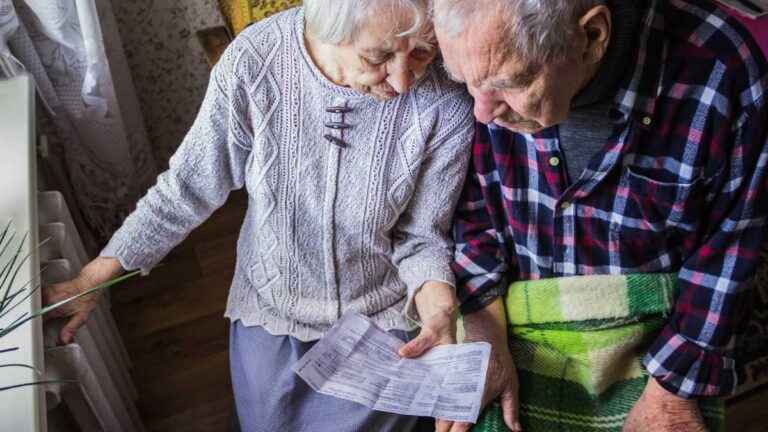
left=549, top=157, right=561, bottom=167
left=642, top=116, right=652, bottom=126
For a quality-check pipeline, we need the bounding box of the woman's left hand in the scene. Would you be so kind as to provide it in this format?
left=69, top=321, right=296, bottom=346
left=398, top=281, right=461, bottom=431
left=398, top=281, right=459, bottom=358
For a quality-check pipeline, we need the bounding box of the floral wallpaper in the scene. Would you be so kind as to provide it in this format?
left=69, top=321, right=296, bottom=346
left=219, top=0, right=301, bottom=35
left=113, top=0, right=226, bottom=167
left=736, top=248, right=768, bottom=393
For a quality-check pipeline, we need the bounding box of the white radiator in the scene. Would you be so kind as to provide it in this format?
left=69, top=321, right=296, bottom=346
left=1, top=68, right=143, bottom=432
left=39, top=191, right=145, bottom=432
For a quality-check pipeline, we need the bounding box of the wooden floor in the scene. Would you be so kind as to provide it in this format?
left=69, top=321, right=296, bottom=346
left=111, top=190, right=248, bottom=432
left=108, top=189, right=768, bottom=432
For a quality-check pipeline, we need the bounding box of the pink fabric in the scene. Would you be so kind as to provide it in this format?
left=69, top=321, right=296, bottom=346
left=721, top=5, right=768, bottom=53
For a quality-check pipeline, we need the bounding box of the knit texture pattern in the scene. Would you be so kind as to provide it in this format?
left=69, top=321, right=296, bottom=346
left=100, top=8, right=474, bottom=341
left=472, top=274, right=725, bottom=431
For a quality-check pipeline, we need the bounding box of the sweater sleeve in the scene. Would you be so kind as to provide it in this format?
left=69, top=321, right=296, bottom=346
left=100, top=40, right=254, bottom=274
left=392, top=88, right=475, bottom=320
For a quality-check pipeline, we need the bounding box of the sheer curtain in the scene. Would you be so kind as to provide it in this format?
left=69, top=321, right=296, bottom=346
left=0, top=0, right=156, bottom=250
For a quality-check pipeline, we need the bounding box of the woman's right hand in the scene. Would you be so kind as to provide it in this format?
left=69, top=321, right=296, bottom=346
left=43, top=257, right=125, bottom=344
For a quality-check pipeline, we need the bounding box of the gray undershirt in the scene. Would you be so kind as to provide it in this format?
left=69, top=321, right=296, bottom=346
left=555, top=0, right=642, bottom=184
left=558, top=99, right=616, bottom=183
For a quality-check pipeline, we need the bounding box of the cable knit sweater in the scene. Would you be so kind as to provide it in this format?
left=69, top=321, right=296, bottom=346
left=100, top=8, right=474, bottom=341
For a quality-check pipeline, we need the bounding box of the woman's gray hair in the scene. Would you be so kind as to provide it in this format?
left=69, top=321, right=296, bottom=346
left=434, top=0, right=605, bottom=63
left=304, top=0, right=431, bottom=44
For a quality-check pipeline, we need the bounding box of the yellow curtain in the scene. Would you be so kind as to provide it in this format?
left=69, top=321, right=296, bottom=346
left=219, top=0, right=302, bottom=35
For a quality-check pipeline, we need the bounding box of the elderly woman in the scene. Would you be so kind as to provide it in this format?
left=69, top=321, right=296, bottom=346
left=45, top=0, right=474, bottom=431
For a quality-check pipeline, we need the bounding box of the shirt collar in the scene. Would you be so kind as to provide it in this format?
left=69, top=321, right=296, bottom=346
left=612, top=0, right=665, bottom=128
left=571, top=0, right=645, bottom=109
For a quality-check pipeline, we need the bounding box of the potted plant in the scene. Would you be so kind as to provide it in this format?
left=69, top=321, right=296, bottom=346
left=0, top=220, right=138, bottom=391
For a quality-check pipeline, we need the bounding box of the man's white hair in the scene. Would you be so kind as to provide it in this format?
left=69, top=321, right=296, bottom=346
left=304, top=0, right=431, bottom=45
left=434, top=0, right=605, bottom=63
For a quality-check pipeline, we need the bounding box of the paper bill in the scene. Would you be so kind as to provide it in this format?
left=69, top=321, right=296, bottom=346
left=293, top=312, right=491, bottom=423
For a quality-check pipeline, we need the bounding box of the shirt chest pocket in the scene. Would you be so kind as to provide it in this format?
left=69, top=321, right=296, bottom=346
left=612, top=166, right=709, bottom=232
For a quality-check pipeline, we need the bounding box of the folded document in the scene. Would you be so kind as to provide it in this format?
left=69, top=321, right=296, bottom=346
left=293, top=312, right=491, bottom=423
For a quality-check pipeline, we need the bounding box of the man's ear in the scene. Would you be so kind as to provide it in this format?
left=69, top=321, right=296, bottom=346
left=578, top=5, right=612, bottom=65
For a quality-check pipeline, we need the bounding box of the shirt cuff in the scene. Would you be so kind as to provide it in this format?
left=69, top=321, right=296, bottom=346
left=642, top=326, right=737, bottom=399
left=459, top=284, right=507, bottom=315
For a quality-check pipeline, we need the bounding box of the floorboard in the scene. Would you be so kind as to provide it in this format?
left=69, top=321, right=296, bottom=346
left=111, top=191, right=246, bottom=431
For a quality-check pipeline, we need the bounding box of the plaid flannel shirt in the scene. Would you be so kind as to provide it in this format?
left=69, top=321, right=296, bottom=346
left=452, top=0, right=768, bottom=398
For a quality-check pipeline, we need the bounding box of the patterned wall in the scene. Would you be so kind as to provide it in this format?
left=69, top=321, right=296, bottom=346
left=112, top=0, right=302, bottom=168
left=219, top=0, right=301, bottom=35
left=112, top=0, right=226, bottom=168
left=736, top=249, right=768, bottom=394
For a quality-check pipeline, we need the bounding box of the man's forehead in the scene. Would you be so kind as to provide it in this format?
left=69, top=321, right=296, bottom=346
left=443, top=41, right=536, bottom=88
left=438, top=14, right=532, bottom=83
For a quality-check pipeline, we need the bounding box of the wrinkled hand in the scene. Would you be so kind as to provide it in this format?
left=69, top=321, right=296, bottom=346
left=398, top=281, right=458, bottom=358
left=448, top=298, right=521, bottom=432
left=44, top=275, right=102, bottom=344
left=43, top=257, right=124, bottom=344
left=466, top=337, right=520, bottom=432
left=623, top=378, right=706, bottom=432
left=398, top=281, right=461, bottom=432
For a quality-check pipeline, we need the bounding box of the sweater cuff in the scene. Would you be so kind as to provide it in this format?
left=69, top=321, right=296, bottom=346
left=100, top=233, right=161, bottom=276
left=400, top=264, right=456, bottom=324
left=642, top=326, right=737, bottom=399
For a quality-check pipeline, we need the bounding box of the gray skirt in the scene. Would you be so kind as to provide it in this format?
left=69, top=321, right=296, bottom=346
left=229, top=320, right=419, bottom=432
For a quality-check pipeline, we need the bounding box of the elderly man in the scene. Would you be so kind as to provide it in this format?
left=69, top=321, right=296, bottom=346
left=433, top=0, right=768, bottom=431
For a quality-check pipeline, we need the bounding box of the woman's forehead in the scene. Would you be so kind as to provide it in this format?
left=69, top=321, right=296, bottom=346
left=355, top=4, right=432, bottom=43
left=355, top=23, right=433, bottom=52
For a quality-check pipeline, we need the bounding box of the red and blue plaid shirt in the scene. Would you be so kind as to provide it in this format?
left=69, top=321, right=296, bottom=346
left=452, top=0, right=768, bottom=398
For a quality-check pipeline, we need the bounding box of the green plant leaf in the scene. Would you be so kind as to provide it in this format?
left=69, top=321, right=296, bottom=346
left=0, top=220, right=13, bottom=255
left=0, top=363, right=42, bottom=375
left=0, top=283, right=39, bottom=322
left=0, top=380, right=78, bottom=392
left=0, top=265, right=48, bottom=322
left=0, top=232, right=28, bottom=310
left=0, top=270, right=140, bottom=339
left=0, top=236, right=49, bottom=313
left=2, top=283, right=32, bottom=309
left=2, top=312, right=28, bottom=332
left=0, top=222, right=16, bottom=263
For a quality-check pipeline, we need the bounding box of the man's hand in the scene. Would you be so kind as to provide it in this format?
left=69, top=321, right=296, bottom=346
left=398, top=281, right=462, bottom=432
left=412, top=297, right=521, bottom=432
left=450, top=297, right=521, bottom=432
left=623, top=377, right=706, bottom=432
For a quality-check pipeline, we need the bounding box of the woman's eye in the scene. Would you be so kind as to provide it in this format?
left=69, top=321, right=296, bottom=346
left=363, top=55, right=391, bottom=66
left=411, top=48, right=434, bottom=61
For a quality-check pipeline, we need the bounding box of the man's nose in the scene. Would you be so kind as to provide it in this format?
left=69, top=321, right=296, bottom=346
left=389, top=60, right=415, bottom=94
left=473, top=91, right=500, bottom=124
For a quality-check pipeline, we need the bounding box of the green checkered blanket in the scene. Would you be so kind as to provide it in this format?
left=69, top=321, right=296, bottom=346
left=471, top=274, right=725, bottom=432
